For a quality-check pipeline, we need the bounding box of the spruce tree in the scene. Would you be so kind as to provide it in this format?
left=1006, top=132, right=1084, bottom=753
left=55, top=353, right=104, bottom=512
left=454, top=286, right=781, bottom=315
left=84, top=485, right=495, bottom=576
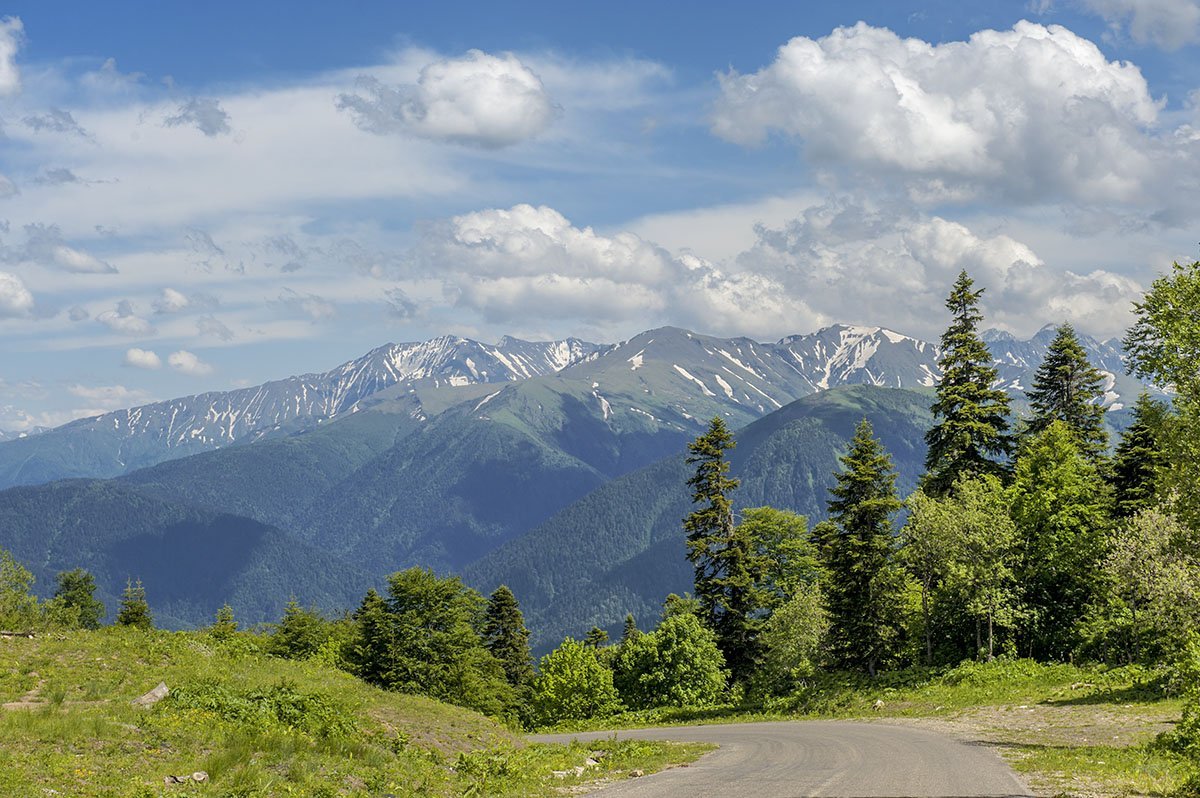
left=211, top=604, right=238, bottom=639
left=924, top=270, right=1013, bottom=495
left=1025, top=323, right=1108, bottom=459
left=621, top=613, right=639, bottom=643
left=116, top=579, right=152, bottom=629
left=1110, top=392, right=1169, bottom=517
left=823, top=419, right=906, bottom=675
left=683, top=417, right=766, bottom=683
left=51, top=568, right=105, bottom=630
left=352, top=588, right=392, bottom=686
left=482, top=585, right=534, bottom=689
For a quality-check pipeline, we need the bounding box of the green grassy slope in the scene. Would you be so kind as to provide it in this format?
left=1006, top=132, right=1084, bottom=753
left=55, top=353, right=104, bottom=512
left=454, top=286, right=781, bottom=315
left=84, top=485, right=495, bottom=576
left=0, top=628, right=708, bottom=797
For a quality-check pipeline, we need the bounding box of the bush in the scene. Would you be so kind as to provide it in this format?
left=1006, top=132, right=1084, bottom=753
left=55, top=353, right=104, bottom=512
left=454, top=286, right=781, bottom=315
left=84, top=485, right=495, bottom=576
left=167, top=679, right=356, bottom=738
left=529, top=638, right=622, bottom=726
left=612, top=614, right=727, bottom=710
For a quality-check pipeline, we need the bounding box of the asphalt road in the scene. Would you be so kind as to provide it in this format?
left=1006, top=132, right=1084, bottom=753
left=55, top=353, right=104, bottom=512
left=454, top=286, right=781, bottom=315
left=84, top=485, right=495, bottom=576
left=532, top=720, right=1032, bottom=797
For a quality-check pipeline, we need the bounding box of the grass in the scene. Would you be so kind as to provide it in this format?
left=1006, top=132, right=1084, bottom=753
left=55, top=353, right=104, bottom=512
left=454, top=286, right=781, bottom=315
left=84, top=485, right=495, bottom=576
left=539, top=658, right=1196, bottom=797
left=0, top=628, right=710, bottom=797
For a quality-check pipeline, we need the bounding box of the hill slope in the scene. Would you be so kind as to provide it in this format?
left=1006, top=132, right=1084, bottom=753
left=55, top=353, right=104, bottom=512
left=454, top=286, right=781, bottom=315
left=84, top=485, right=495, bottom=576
left=466, top=385, right=934, bottom=647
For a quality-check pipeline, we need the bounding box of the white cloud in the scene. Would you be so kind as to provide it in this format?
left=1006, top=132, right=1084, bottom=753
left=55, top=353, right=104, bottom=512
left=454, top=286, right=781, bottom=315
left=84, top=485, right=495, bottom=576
left=338, top=49, right=558, bottom=148
left=1080, top=0, right=1200, bottom=49
left=96, top=300, right=153, bottom=336
left=24, top=107, right=90, bottom=138
left=66, top=383, right=153, bottom=411
left=417, top=203, right=811, bottom=337
left=732, top=198, right=1143, bottom=338
left=164, top=97, right=232, bottom=137
left=0, top=17, right=22, bottom=97
left=0, top=272, right=33, bottom=317
left=167, top=350, right=213, bottom=375
left=22, top=224, right=117, bottom=274
left=152, top=287, right=190, bottom=314
left=713, top=21, right=1164, bottom=205
left=123, top=347, right=162, bottom=369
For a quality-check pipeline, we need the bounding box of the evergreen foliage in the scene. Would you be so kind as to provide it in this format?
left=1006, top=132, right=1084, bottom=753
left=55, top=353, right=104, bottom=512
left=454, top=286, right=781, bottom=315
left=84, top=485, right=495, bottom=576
left=1025, top=323, right=1108, bottom=459
left=923, top=270, right=1013, bottom=495
left=269, top=600, right=330, bottom=659
left=482, top=585, right=534, bottom=689
left=48, top=569, right=105, bottom=631
left=211, top=604, right=238, bottom=639
left=584, top=626, right=610, bottom=648
left=621, top=613, right=639, bottom=642
left=1010, top=422, right=1110, bottom=660
left=612, top=612, right=727, bottom=710
left=683, top=417, right=766, bottom=683
left=1109, top=393, right=1170, bottom=517
left=529, top=638, right=622, bottom=725
left=823, top=419, right=907, bottom=675
left=116, top=579, right=153, bottom=630
left=354, top=569, right=514, bottom=718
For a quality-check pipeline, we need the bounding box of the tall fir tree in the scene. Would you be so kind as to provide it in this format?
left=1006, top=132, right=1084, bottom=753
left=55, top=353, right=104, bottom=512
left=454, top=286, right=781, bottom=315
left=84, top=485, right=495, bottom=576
left=683, top=416, right=766, bottom=683
left=116, top=579, right=152, bottom=629
left=823, top=419, right=907, bottom=675
left=481, top=585, right=534, bottom=689
left=351, top=588, right=392, bottom=686
left=621, top=613, right=640, bottom=643
left=1025, top=323, right=1108, bottom=459
left=923, top=270, right=1013, bottom=495
left=1109, top=392, right=1169, bottom=518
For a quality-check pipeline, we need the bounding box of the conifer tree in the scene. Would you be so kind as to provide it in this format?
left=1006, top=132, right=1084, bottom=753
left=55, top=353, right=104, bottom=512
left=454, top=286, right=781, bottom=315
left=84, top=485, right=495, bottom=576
left=1110, top=392, right=1169, bottom=517
left=621, top=613, right=639, bottom=643
left=924, top=270, right=1013, bottom=495
left=584, top=626, right=610, bottom=648
left=683, top=417, right=766, bottom=682
left=482, top=585, right=534, bottom=689
left=51, top=568, right=104, bottom=630
left=1025, top=323, right=1108, bottom=459
left=823, top=419, right=906, bottom=675
left=352, top=588, right=392, bottom=686
left=211, top=604, right=238, bottom=639
left=116, top=579, right=152, bottom=629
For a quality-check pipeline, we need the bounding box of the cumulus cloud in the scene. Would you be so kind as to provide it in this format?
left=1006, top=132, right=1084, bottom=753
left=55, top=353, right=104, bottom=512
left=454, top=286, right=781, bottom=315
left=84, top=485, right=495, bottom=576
left=96, top=300, right=153, bottom=336
left=123, top=347, right=162, bottom=369
left=338, top=50, right=558, bottom=148
left=22, top=223, right=117, bottom=274
left=713, top=22, right=1165, bottom=205
left=164, top=97, right=233, bottom=137
left=415, top=200, right=1142, bottom=340
left=167, top=350, right=213, bottom=375
left=732, top=198, right=1143, bottom=337
left=66, top=383, right=152, bottom=412
left=0, top=174, right=18, bottom=198
left=415, top=203, right=811, bottom=337
left=23, top=108, right=91, bottom=138
left=385, top=287, right=418, bottom=320
left=1080, top=0, right=1200, bottom=49
left=0, top=271, right=33, bottom=317
left=152, top=287, right=191, bottom=314
left=0, top=17, right=21, bottom=96
left=67, top=305, right=89, bottom=321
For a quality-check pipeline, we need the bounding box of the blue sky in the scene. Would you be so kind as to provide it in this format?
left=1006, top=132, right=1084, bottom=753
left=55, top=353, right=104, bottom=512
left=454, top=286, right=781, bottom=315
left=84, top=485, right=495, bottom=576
left=3, top=0, right=1200, bottom=429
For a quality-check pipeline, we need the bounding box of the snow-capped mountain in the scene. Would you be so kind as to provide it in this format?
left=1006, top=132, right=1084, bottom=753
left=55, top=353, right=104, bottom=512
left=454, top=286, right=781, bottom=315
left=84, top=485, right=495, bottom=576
left=0, top=323, right=1155, bottom=493
left=0, top=335, right=603, bottom=490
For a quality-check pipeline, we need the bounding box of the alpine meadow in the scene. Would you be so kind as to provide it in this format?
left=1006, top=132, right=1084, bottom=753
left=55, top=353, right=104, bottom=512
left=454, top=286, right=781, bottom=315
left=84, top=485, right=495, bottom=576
left=3, top=3, right=1200, bottom=796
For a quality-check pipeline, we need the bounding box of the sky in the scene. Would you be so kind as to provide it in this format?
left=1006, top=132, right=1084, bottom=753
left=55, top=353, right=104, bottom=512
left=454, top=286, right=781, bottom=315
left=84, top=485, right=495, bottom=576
left=3, top=0, right=1200, bottom=430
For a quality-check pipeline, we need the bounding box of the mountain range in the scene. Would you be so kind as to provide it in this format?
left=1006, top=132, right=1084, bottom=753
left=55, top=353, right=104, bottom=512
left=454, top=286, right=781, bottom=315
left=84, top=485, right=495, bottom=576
left=0, top=322, right=1155, bottom=643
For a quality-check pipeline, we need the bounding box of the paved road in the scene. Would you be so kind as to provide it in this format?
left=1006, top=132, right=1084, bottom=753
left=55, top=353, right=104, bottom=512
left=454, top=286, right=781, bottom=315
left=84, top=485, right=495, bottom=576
left=533, top=721, right=1031, bottom=797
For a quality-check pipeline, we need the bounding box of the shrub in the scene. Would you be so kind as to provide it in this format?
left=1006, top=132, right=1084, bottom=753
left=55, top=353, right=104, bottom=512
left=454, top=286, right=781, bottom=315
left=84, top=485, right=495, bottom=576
left=167, top=679, right=356, bottom=738
left=529, top=638, right=622, bottom=726
left=612, top=614, right=727, bottom=710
